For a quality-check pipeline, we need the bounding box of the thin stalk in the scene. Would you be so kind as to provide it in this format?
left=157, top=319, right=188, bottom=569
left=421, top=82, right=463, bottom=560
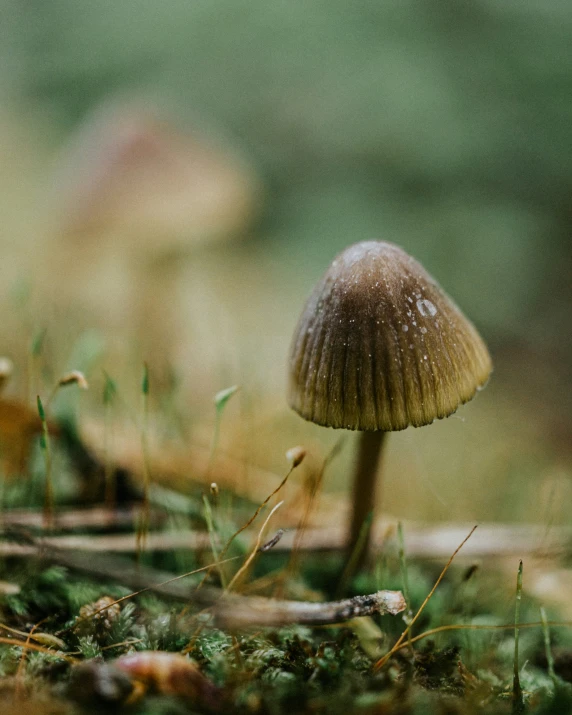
left=0, top=636, right=73, bottom=661
left=540, top=606, right=556, bottom=682
left=202, top=494, right=226, bottom=588
left=103, top=372, right=117, bottom=512
left=398, top=521, right=414, bottom=650
left=207, top=385, right=240, bottom=478
left=513, top=560, right=524, bottom=714
left=28, top=329, right=46, bottom=405
left=220, top=455, right=300, bottom=561
left=226, top=501, right=283, bottom=592
left=37, top=396, right=54, bottom=530
left=374, top=525, right=477, bottom=671
left=197, top=451, right=303, bottom=591
left=384, top=620, right=572, bottom=655
left=280, top=461, right=324, bottom=592
left=137, top=364, right=151, bottom=559
left=397, top=522, right=411, bottom=609
left=276, top=439, right=343, bottom=597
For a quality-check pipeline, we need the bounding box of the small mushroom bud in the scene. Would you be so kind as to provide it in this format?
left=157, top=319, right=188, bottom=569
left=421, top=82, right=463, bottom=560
left=285, top=445, right=307, bottom=468
left=58, top=370, right=89, bottom=390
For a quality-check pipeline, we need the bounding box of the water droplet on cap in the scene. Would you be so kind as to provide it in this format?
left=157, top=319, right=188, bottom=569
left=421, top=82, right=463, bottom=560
left=417, top=299, right=437, bottom=317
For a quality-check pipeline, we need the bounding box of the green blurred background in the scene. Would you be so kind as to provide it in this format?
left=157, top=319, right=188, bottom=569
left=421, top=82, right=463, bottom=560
left=0, top=0, right=570, bottom=524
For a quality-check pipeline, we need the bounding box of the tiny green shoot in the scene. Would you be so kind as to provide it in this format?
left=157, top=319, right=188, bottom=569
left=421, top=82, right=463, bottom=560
left=207, top=385, right=240, bottom=476
left=37, top=395, right=54, bottom=530
left=28, top=328, right=46, bottom=403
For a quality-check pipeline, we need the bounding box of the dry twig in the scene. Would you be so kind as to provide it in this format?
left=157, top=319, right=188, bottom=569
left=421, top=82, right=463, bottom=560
left=22, top=543, right=404, bottom=630
left=212, top=589, right=406, bottom=629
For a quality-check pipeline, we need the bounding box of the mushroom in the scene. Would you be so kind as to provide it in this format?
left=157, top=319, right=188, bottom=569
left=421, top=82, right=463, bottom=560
left=288, top=240, right=492, bottom=565
left=49, top=99, right=260, bottom=375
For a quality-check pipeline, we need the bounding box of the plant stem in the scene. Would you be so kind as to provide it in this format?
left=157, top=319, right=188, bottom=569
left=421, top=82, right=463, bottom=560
left=202, top=494, right=226, bottom=588
left=347, top=430, right=386, bottom=570
left=137, top=364, right=151, bottom=559
left=540, top=606, right=556, bottom=682
left=513, top=560, right=524, bottom=714
left=37, top=396, right=54, bottom=530
left=397, top=522, right=411, bottom=608
left=207, top=385, right=240, bottom=478
left=103, top=373, right=117, bottom=513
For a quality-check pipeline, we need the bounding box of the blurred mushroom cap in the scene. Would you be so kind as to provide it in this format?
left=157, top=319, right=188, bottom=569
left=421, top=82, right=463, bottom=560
left=55, top=101, right=260, bottom=253
left=288, top=241, right=492, bottom=431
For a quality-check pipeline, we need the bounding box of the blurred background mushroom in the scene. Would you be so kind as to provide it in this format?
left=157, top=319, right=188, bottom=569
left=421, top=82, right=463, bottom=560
left=49, top=98, right=261, bottom=378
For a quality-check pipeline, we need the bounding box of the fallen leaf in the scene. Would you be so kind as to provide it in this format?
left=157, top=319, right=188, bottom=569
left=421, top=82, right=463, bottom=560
left=0, top=398, right=58, bottom=477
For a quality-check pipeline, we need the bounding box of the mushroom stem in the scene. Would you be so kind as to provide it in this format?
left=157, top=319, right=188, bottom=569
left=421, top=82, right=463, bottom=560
left=348, top=430, right=387, bottom=568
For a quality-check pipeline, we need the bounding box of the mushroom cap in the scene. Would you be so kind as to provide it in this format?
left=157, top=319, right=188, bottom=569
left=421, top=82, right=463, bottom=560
left=54, top=101, right=260, bottom=253
left=288, top=241, right=492, bottom=431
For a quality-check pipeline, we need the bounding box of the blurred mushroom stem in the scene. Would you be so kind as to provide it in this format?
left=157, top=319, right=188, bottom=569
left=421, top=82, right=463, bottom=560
left=134, top=252, right=181, bottom=378
left=348, top=430, right=387, bottom=570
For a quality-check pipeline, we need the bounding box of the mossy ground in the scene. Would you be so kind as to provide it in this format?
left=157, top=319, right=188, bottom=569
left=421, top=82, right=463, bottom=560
left=1, top=443, right=571, bottom=715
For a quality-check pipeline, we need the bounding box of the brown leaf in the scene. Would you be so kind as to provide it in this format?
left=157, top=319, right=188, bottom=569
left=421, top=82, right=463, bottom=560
left=0, top=398, right=58, bottom=477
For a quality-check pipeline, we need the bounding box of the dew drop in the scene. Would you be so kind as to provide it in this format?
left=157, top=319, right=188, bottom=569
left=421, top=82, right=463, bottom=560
left=402, top=325, right=409, bottom=332
left=420, top=327, right=427, bottom=334
left=417, top=299, right=437, bottom=317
